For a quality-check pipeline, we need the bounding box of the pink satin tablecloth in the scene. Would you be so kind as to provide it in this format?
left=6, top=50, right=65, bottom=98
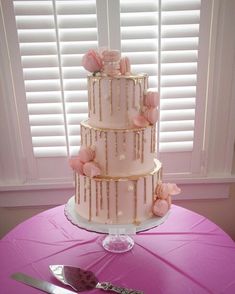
left=1, top=204, right=235, bottom=294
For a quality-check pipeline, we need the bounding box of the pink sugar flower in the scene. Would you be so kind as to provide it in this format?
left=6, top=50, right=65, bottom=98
left=133, top=115, right=149, bottom=128
left=82, top=49, right=103, bottom=73
left=83, top=162, right=101, bottom=178
left=78, top=147, right=95, bottom=163
left=144, top=91, right=159, bottom=108
left=144, top=107, right=158, bottom=124
left=152, top=199, right=169, bottom=217
left=69, top=157, right=84, bottom=175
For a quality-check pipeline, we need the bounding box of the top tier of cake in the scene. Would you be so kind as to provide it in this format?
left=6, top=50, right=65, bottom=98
left=87, top=74, right=148, bottom=129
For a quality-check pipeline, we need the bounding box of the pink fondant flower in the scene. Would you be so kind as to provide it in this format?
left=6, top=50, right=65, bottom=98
left=69, top=157, right=84, bottom=175
left=120, top=57, right=131, bottom=75
left=102, top=50, right=120, bottom=62
left=144, top=107, right=158, bottom=124
left=83, top=162, right=101, bottom=178
left=152, top=199, right=169, bottom=217
left=78, top=147, right=95, bottom=163
left=133, top=115, right=149, bottom=128
left=82, top=49, right=103, bottom=73
left=144, top=91, right=159, bottom=108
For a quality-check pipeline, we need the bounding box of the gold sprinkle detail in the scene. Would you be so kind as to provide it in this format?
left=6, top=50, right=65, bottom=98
left=98, top=79, right=102, bottom=121
left=89, top=178, right=92, bottom=221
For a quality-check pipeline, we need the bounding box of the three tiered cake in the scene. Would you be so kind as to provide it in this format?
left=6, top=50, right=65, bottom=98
left=69, top=49, right=180, bottom=227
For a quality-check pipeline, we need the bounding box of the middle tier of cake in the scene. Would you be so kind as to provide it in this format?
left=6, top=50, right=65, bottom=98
left=80, top=120, right=157, bottom=177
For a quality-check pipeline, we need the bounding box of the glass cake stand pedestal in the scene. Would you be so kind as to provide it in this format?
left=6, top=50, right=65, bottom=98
left=65, top=196, right=169, bottom=254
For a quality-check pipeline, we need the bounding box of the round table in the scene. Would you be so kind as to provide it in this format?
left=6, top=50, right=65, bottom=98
left=1, top=205, right=235, bottom=294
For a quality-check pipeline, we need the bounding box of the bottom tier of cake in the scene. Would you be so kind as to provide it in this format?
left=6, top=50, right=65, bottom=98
left=74, top=160, right=162, bottom=225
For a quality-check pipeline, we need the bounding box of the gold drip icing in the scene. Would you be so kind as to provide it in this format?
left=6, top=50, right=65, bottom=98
left=105, top=132, right=108, bottom=174
left=134, top=132, right=137, bottom=160
left=89, top=128, right=92, bottom=146
left=144, top=176, right=147, bottom=204
left=132, top=80, right=135, bottom=108
left=99, top=130, right=102, bottom=139
left=98, top=79, right=102, bottom=121
left=100, top=181, right=103, bottom=209
left=117, top=80, right=121, bottom=111
left=115, top=181, right=118, bottom=219
left=76, top=173, right=80, bottom=204
left=89, top=178, right=92, bottom=221
left=115, top=132, right=118, bottom=156
left=141, top=129, right=145, bottom=163
left=137, top=131, right=140, bottom=159
left=95, top=130, right=98, bottom=142
left=95, top=181, right=98, bottom=216
left=152, top=174, right=155, bottom=202
left=81, top=120, right=152, bottom=133
left=138, top=79, right=142, bottom=109
left=123, top=131, right=126, bottom=152
left=109, top=79, right=113, bottom=115
left=92, top=79, right=96, bottom=114
left=133, top=180, right=138, bottom=224
left=125, top=80, right=129, bottom=111
left=84, top=177, right=87, bottom=202
left=153, top=124, right=156, bottom=153
left=90, top=159, right=161, bottom=181
left=106, top=181, right=110, bottom=219
left=88, top=78, right=91, bottom=117
left=85, top=131, right=88, bottom=147
left=88, top=74, right=147, bottom=81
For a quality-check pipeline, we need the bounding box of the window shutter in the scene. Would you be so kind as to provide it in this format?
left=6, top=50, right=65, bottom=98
left=13, top=0, right=98, bottom=158
left=120, top=0, right=203, bottom=174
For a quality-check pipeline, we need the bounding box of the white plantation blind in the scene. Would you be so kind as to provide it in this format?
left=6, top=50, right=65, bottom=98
left=120, top=0, right=201, bottom=154
left=13, top=0, right=98, bottom=157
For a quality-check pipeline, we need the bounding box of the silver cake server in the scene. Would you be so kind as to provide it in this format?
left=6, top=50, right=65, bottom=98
left=50, top=265, right=144, bottom=294
left=11, top=272, right=76, bottom=294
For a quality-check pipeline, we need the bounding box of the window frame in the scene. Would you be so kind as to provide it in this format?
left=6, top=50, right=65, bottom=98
left=0, top=0, right=234, bottom=207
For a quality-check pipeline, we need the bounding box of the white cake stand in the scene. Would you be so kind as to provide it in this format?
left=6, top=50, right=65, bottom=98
left=65, top=196, right=170, bottom=253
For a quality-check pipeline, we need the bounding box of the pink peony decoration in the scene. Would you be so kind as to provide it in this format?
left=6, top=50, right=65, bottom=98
left=144, top=107, right=158, bottom=124
left=83, top=162, right=101, bottom=178
left=102, top=50, right=120, bottom=62
left=78, top=147, right=95, bottom=163
left=133, top=115, right=149, bottom=128
left=144, top=91, right=159, bottom=108
left=120, top=57, right=131, bottom=75
left=69, top=157, right=84, bottom=175
left=82, top=49, right=103, bottom=73
left=152, top=199, right=169, bottom=217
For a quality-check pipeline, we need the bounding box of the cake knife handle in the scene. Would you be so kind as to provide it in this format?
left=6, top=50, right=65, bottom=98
left=97, top=282, right=144, bottom=294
